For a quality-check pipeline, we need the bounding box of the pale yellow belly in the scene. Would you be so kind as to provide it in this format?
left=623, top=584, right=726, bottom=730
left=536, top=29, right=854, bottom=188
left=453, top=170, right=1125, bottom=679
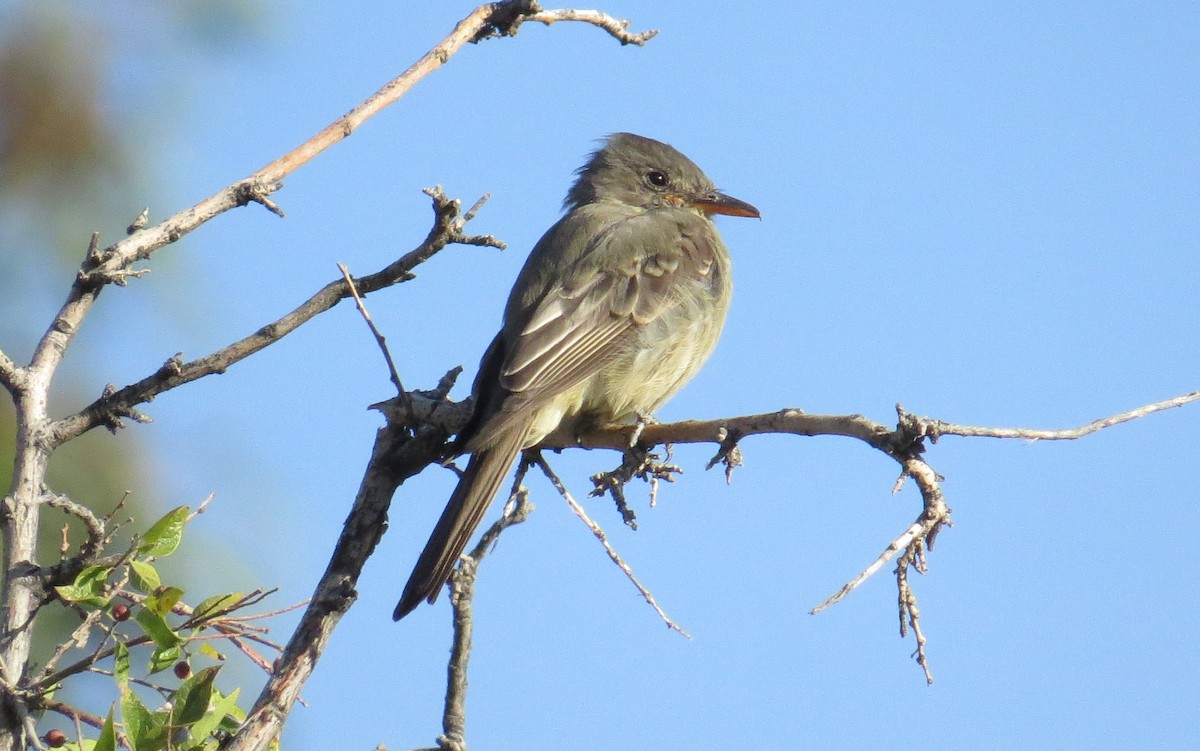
left=524, top=303, right=726, bottom=447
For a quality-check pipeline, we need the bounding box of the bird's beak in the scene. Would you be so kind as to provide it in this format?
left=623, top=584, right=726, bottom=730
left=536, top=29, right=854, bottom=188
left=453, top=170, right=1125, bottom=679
left=692, top=190, right=760, bottom=219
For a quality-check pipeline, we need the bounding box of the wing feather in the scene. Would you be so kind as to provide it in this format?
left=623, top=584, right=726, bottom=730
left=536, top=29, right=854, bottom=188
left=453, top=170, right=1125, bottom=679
left=473, top=208, right=721, bottom=442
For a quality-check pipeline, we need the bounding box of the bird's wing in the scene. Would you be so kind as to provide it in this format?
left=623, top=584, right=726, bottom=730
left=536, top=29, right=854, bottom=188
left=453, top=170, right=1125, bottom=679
left=499, top=210, right=718, bottom=403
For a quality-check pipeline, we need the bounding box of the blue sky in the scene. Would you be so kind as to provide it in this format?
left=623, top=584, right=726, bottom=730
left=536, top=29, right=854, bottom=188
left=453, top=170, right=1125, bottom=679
left=25, top=2, right=1200, bottom=749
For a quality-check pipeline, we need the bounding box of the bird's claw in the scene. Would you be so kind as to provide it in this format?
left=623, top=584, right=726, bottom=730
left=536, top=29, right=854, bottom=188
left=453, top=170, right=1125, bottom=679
left=590, top=441, right=682, bottom=528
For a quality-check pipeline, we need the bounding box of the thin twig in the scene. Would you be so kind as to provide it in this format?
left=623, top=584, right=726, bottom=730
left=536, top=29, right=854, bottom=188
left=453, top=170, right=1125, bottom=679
left=186, top=492, right=216, bottom=522
left=41, top=492, right=103, bottom=561
left=922, top=390, right=1200, bottom=441
left=33, top=698, right=106, bottom=731
left=441, top=463, right=534, bottom=751
left=218, top=598, right=309, bottom=624
left=526, top=8, right=659, bottom=45
left=532, top=453, right=690, bottom=639
left=180, top=588, right=277, bottom=627
left=36, top=607, right=111, bottom=687
left=50, top=188, right=494, bottom=446
left=224, top=634, right=279, bottom=677
left=896, top=542, right=933, bottom=684
left=809, top=517, right=931, bottom=615
left=338, top=263, right=405, bottom=394
left=35, top=586, right=278, bottom=693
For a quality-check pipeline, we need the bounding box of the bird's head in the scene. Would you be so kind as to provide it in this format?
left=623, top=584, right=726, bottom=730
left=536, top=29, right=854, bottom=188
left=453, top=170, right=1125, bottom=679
left=565, top=132, right=760, bottom=220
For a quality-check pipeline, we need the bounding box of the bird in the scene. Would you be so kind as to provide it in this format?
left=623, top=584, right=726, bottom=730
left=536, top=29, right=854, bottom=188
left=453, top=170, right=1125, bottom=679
left=394, top=132, right=759, bottom=620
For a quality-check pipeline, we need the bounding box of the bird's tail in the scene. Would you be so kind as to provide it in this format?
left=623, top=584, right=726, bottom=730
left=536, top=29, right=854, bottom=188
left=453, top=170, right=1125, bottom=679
left=393, top=427, right=527, bottom=620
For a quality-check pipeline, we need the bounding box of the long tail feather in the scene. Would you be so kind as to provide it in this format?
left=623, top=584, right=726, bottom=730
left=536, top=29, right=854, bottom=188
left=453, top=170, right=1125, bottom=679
left=393, top=427, right=527, bottom=620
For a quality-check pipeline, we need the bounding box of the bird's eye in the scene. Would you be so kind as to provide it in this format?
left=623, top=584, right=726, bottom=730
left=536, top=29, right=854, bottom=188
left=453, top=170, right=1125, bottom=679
left=645, top=170, right=669, bottom=188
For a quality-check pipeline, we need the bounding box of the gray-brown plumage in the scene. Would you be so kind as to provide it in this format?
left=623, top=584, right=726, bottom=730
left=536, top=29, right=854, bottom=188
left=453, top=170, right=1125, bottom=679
left=394, top=133, right=758, bottom=620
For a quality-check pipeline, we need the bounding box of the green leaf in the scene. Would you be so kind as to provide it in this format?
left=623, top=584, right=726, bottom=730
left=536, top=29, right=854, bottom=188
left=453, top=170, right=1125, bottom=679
left=193, top=592, right=242, bottom=621
left=198, top=643, right=224, bottom=661
left=138, top=506, right=189, bottom=557
left=188, top=685, right=239, bottom=744
left=129, top=560, right=161, bottom=593
left=120, top=687, right=169, bottom=751
left=114, top=642, right=130, bottom=687
left=171, top=666, right=218, bottom=728
left=75, top=565, right=109, bottom=589
left=73, top=595, right=113, bottom=609
left=148, top=644, right=181, bottom=675
left=146, top=586, right=184, bottom=617
left=95, top=708, right=117, bottom=751
left=220, top=693, right=246, bottom=727
left=55, top=564, right=110, bottom=603
left=135, top=608, right=180, bottom=650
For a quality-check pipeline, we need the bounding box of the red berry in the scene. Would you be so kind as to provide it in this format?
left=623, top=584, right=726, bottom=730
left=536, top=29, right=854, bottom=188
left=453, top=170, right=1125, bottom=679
left=173, top=661, right=191, bottom=679
left=111, top=603, right=131, bottom=621
left=44, top=729, right=67, bottom=748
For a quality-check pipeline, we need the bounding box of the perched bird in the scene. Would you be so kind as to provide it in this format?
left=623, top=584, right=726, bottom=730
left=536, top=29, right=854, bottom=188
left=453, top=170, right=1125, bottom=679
left=394, top=133, right=759, bottom=620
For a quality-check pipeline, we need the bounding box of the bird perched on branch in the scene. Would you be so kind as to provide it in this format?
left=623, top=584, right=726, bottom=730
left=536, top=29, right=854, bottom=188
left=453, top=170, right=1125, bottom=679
left=394, top=132, right=759, bottom=620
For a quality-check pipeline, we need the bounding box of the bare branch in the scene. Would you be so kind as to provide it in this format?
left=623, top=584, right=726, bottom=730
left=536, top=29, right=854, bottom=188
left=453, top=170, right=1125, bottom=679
left=533, top=453, right=691, bottom=639
left=526, top=8, right=659, bottom=45
left=440, top=466, right=534, bottom=751
left=896, top=542, right=933, bottom=684
left=48, top=188, right=493, bottom=447
left=386, top=389, right=1195, bottom=681
left=75, top=0, right=529, bottom=287
left=186, top=491, right=216, bottom=523
left=338, top=263, right=406, bottom=395
left=225, top=378, right=459, bottom=751
left=125, top=207, right=149, bottom=235
left=0, top=352, right=22, bottom=396
left=41, top=492, right=103, bottom=563
left=21, top=0, right=537, bottom=437
left=8, top=2, right=655, bottom=745
left=29, top=698, right=106, bottom=732
left=809, top=455, right=951, bottom=617
left=35, top=606, right=110, bottom=688
left=916, top=390, right=1200, bottom=441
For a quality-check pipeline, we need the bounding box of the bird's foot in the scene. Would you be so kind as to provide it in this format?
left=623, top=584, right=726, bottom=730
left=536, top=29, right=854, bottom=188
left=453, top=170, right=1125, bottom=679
left=590, top=442, right=682, bottom=529
left=627, top=410, right=658, bottom=448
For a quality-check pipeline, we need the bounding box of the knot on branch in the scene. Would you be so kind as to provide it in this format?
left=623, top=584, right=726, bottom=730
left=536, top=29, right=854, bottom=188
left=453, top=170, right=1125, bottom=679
left=367, top=368, right=473, bottom=486
left=436, top=733, right=468, bottom=751
left=97, top=383, right=153, bottom=434
left=126, top=207, right=150, bottom=235
left=423, top=186, right=506, bottom=253
left=42, top=491, right=105, bottom=577
left=234, top=179, right=285, bottom=217
left=315, top=577, right=358, bottom=613
left=475, top=0, right=542, bottom=42
left=76, top=231, right=150, bottom=287
left=888, top=403, right=942, bottom=459
left=372, top=367, right=467, bottom=438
